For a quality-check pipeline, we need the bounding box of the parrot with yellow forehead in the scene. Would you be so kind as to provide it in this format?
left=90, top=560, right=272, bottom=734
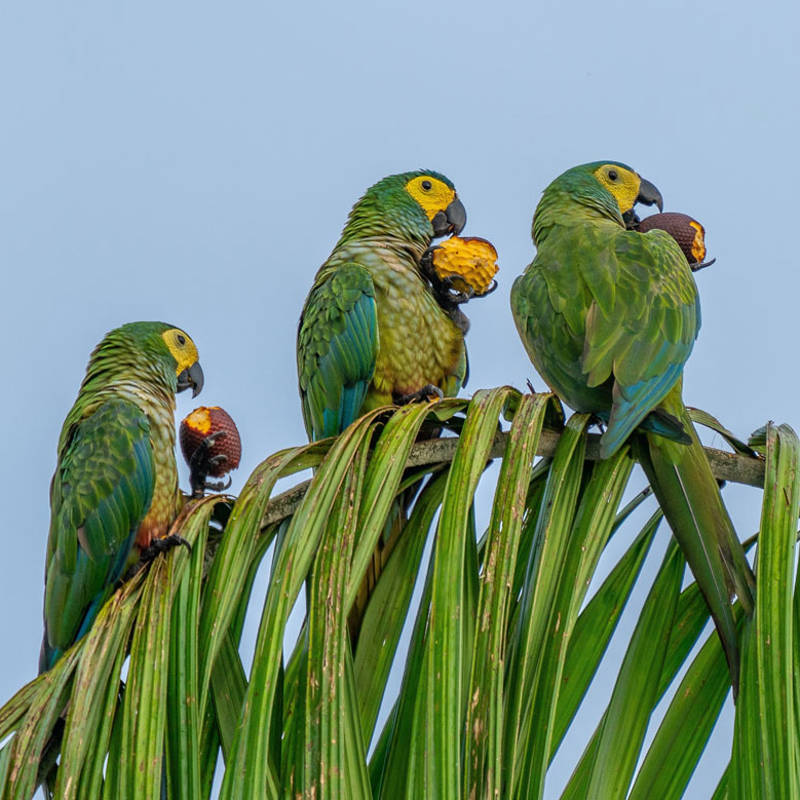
left=510, top=161, right=755, bottom=689
left=39, top=321, right=204, bottom=672
left=297, top=170, right=468, bottom=440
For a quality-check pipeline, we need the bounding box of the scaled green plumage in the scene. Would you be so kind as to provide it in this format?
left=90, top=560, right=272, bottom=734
left=40, top=321, right=203, bottom=671
left=511, top=161, right=755, bottom=689
left=297, top=170, right=469, bottom=440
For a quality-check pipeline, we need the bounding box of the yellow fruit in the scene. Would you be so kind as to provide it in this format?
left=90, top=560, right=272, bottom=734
left=430, top=236, right=498, bottom=296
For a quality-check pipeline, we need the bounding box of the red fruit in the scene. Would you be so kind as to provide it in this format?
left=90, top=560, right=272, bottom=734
left=638, top=212, right=707, bottom=264
left=180, top=406, right=242, bottom=476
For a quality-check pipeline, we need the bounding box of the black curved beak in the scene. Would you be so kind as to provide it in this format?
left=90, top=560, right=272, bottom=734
left=431, top=196, right=467, bottom=237
left=636, top=176, right=664, bottom=212
left=177, top=362, right=204, bottom=397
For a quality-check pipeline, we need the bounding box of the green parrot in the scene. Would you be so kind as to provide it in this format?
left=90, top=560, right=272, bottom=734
left=39, top=321, right=204, bottom=672
left=296, top=170, right=468, bottom=441
left=510, top=161, right=755, bottom=688
left=296, top=171, right=468, bottom=643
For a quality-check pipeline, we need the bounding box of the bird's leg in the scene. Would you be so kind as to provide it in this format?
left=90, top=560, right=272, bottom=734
left=140, top=533, right=192, bottom=562
left=526, top=378, right=536, bottom=394
left=395, top=384, right=444, bottom=405
left=189, top=431, right=232, bottom=498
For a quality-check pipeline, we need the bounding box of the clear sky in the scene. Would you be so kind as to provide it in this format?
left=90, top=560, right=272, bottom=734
left=1, top=1, right=797, bottom=796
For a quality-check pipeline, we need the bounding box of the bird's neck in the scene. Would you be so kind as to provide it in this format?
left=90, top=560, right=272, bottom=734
left=533, top=189, right=622, bottom=246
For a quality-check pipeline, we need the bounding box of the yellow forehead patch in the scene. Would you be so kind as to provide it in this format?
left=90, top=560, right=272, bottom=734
left=161, top=328, right=199, bottom=375
left=405, top=175, right=456, bottom=221
left=689, top=220, right=706, bottom=262
left=592, top=164, right=641, bottom=214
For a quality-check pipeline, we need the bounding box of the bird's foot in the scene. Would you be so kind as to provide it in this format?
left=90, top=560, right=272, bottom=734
left=526, top=378, right=536, bottom=394
left=395, top=384, right=444, bottom=405
left=141, top=533, right=192, bottom=562
left=623, top=209, right=641, bottom=230
left=189, top=431, right=232, bottom=498
left=419, top=246, right=440, bottom=280
left=437, top=276, right=475, bottom=305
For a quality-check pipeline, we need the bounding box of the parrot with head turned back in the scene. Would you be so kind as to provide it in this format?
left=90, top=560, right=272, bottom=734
left=296, top=170, right=468, bottom=642
left=39, top=321, right=204, bottom=673
left=510, top=161, right=755, bottom=691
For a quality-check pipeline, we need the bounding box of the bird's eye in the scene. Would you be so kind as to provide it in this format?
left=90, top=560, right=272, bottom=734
left=421, top=180, right=432, bottom=191
left=608, top=169, right=618, bottom=181
left=177, top=334, right=186, bottom=346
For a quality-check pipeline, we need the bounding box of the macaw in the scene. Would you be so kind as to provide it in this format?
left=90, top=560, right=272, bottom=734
left=39, top=321, right=204, bottom=672
left=296, top=170, right=468, bottom=441
left=510, top=161, right=755, bottom=688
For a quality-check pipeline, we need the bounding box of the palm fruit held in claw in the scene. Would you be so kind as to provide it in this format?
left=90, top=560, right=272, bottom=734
left=180, top=406, right=241, bottom=476
left=429, top=236, right=499, bottom=296
left=638, top=212, right=708, bottom=265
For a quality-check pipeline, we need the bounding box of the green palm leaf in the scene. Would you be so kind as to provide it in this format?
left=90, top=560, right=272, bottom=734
left=0, top=392, right=796, bottom=800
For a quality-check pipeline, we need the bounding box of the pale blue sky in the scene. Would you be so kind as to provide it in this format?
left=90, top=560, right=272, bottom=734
left=1, top=1, right=797, bottom=796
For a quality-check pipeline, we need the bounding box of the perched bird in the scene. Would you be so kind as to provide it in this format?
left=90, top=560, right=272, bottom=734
left=297, top=171, right=468, bottom=642
left=297, top=170, right=468, bottom=441
left=510, top=161, right=754, bottom=689
left=39, top=321, right=204, bottom=672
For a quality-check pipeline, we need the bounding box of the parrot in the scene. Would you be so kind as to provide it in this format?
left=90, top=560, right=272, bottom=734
left=510, top=161, right=755, bottom=690
left=296, top=170, right=468, bottom=441
left=296, top=170, right=468, bottom=642
left=39, top=321, right=204, bottom=673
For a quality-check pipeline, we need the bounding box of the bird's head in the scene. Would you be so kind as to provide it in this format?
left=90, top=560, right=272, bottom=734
left=341, top=170, right=466, bottom=246
left=83, top=321, right=204, bottom=398
left=542, top=161, right=663, bottom=228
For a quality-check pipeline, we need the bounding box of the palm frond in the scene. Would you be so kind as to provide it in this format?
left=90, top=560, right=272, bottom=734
left=0, top=390, right=796, bottom=800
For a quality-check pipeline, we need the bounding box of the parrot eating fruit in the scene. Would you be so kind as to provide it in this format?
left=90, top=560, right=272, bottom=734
left=39, top=321, right=204, bottom=672
left=511, top=161, right=755, bottom=690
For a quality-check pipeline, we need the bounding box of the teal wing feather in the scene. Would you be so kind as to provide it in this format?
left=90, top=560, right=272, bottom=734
left=581, top=228, right=700, bottom=457
left=40, top=398, right=154, bottom=671
left=297, top=262, right=378, bottom=440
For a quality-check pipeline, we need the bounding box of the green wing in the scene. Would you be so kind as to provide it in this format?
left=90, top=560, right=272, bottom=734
left=40, top=398, right=154, bottom=671
left=297, top=262, right=378, bottom=440
left=580, top=228, right=700, bottom=457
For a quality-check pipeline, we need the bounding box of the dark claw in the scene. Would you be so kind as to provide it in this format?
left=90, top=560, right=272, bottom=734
left=526, top=379, right=536, bottom=394
left=395, top=384, right=444, bottom=405
left=189, top=431, right=230, bottom=498
left=140, top=533, right=192, bottom=562
left=690, top=257, right=716, bottom=273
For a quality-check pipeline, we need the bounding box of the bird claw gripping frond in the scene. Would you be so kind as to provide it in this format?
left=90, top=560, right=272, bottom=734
left=188, top=431, right=231, bottom=498
left=140, top=533, right=192, bottom=562
left=394, top=384, right=445, bottom=405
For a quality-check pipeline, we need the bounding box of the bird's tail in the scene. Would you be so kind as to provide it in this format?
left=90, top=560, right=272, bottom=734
left=637, top=388, right=755, bottom=693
